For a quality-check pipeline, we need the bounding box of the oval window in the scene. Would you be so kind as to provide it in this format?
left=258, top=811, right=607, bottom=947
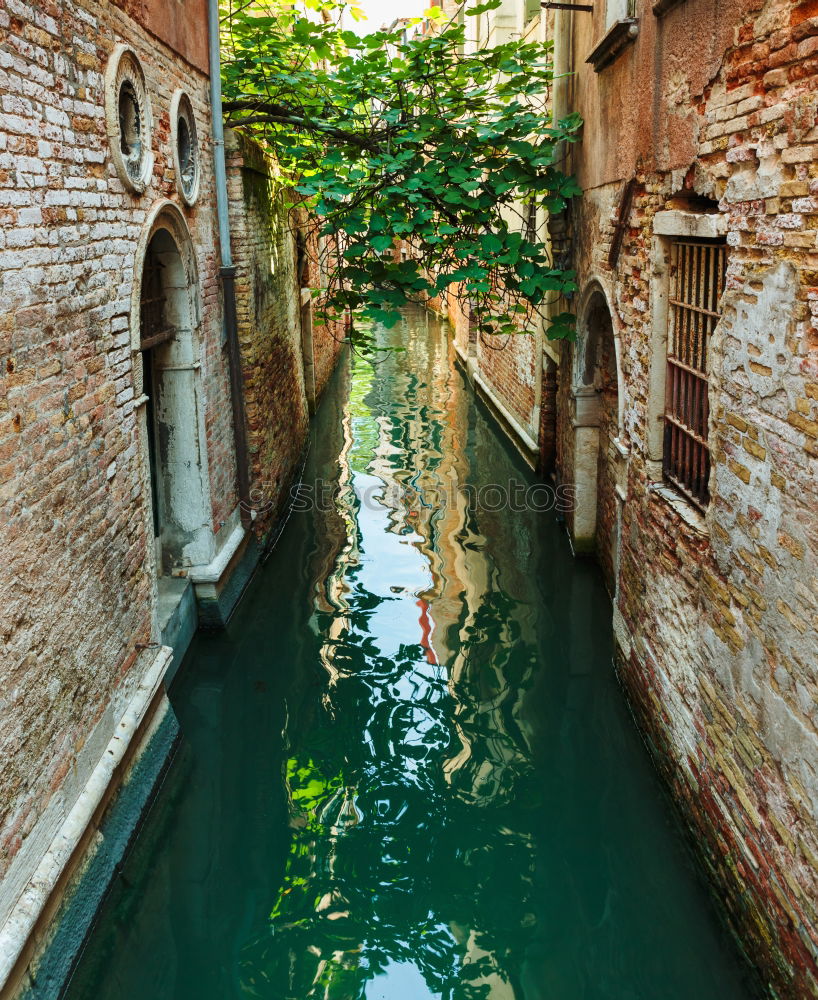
left=118, top=80, right=143, bottom=182
left=171, top=91, right=200, bottom=207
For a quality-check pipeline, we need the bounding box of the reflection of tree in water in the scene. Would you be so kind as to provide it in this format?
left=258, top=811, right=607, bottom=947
left=239, top=585, right=539, bottom=999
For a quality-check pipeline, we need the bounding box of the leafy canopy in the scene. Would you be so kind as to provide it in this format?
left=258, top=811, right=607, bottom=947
left=221, top=0, right=582, bottom=344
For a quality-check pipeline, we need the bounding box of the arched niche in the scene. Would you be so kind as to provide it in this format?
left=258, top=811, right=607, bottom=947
left=569, top=280, right=626, bottom=596
left=574, top=281, right=624, bottom=436
left=132, top=202, right=212, bottom=575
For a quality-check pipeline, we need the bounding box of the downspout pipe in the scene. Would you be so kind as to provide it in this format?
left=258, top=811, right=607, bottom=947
left=207, top=0, right=252, bottom=530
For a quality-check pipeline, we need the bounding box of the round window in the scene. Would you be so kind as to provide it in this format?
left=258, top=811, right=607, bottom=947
left=171, top=91, right=200, bottom=207
left=105, top=45, right=153, bottom=194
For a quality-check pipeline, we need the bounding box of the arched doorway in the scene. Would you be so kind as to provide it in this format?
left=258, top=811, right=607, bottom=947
left=570, top=285, right=622, bottom=596
left=135, top=207, right=211, bottom=577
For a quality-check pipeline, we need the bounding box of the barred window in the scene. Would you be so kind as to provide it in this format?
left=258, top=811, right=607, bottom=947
left=663, top=238, right=726, bottom=509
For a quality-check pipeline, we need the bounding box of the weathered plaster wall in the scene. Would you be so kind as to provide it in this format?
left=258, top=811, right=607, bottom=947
left=559, top=0, right=818, bottom=993
left=111, top=0, right=209, bottom=74
left=573, top=0, right=762, bottom=191
left=0, top=0, right=236, bottom=981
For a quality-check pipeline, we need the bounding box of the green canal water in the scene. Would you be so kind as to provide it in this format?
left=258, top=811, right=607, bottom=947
left=66, top=308, right=754, bottom=999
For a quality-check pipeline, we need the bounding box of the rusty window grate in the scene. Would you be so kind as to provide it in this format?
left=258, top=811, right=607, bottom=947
left=663, top=237, right=726, bottom=509
left=139, top=252, right=175, bottom=351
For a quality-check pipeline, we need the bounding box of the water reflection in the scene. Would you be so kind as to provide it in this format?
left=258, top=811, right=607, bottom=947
left=244, top=315, right=538, bottom=998
left=65, top=307, right=753, bottom=1000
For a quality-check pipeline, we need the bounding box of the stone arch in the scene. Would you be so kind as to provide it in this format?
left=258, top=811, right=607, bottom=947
left=130, top=200, right=201, bottom=350
left=132, top=201, right=212, bottom=575
left=574, top=278, right=624, bottom=435
left=569, top=278, right=626, bottom=596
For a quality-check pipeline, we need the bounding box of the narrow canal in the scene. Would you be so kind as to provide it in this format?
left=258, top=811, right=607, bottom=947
left=67, top=307, right=754, bottom=999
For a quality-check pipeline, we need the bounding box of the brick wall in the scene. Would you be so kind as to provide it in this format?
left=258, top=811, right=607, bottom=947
left=311, top=308, right=345, bottom=400
left=0, top=0, right=237, bottom=927
left=225, top=129, right=344, bottom=537
left=558, top=0, right=818, bottom=993
left=445, top=287, right=541, bottom=460
left=476, top=328, right=538, bottom=434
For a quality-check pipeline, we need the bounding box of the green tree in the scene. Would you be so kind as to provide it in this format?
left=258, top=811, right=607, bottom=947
left=221, top=0, right=582, bottom=346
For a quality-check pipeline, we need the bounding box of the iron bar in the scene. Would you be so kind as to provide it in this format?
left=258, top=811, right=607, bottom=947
left=663, top=238, right=726, bottom=509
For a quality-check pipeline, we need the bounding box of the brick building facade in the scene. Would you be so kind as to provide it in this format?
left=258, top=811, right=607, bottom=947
left=0, top=2, right=341, bottom=995
left=461, top=0, right=818, bottom=994
left=225, top=129, right=344, bottom=543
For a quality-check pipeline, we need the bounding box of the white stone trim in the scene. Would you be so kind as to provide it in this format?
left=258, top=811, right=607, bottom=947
left=129, top=199, right=201, bottom=353
left=649, top=482, right=709, bottom=535
left=653, top=209, right=727, bottom=239
left=0, top=647, right=172, bottom=992
left=187, top=520, right=246, bottom=585
left=472, top=368, right=539, bottom=457
left=574, top=276, right=626, bottom=438
left=646, top=235, right=671, bottom=466
left=130, top=200, right=215, bottom=582
left=104, top=44, right=154, bottom=195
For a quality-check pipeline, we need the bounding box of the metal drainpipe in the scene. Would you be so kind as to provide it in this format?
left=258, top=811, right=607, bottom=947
left=544, top=5, right=573, bottom=332
left=207, top=0, right=252, bottom=530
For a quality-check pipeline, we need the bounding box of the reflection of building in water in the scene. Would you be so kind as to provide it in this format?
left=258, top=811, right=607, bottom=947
left=391, top=316, right=537, bottom=807
left=303, top=359, right=354, bottom=622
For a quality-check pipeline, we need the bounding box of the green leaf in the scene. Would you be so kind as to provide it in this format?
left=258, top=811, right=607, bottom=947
left=371, top=234, right=394, bottom=253
left=466, top=0, right=502, bottom=13
left=220, top=0, right=583, bottom=355
left=479, top=232, right=503, bottom=254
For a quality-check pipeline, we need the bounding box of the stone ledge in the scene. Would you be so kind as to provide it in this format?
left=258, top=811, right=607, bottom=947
left=187, top=521, right=246, bottom=585
left=0, top=648, right=174, bottom=995
left=452, top=347, right=539, bottom=468
left=653, top=209, right=727, bottom=239
left=586, top=19, right=639, bottom=73
left=12, top=700, right=180, bottom=1000
left=652, top=0, right=685, bottom=14
left=649, top=482, right=709, bottom=536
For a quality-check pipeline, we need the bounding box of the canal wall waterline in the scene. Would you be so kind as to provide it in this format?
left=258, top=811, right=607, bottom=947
left=0, top=655, right=178, bottom=1000
left=0, top=418, right=329, bottom=1000
left=442, top=308, right=778, bottom=993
